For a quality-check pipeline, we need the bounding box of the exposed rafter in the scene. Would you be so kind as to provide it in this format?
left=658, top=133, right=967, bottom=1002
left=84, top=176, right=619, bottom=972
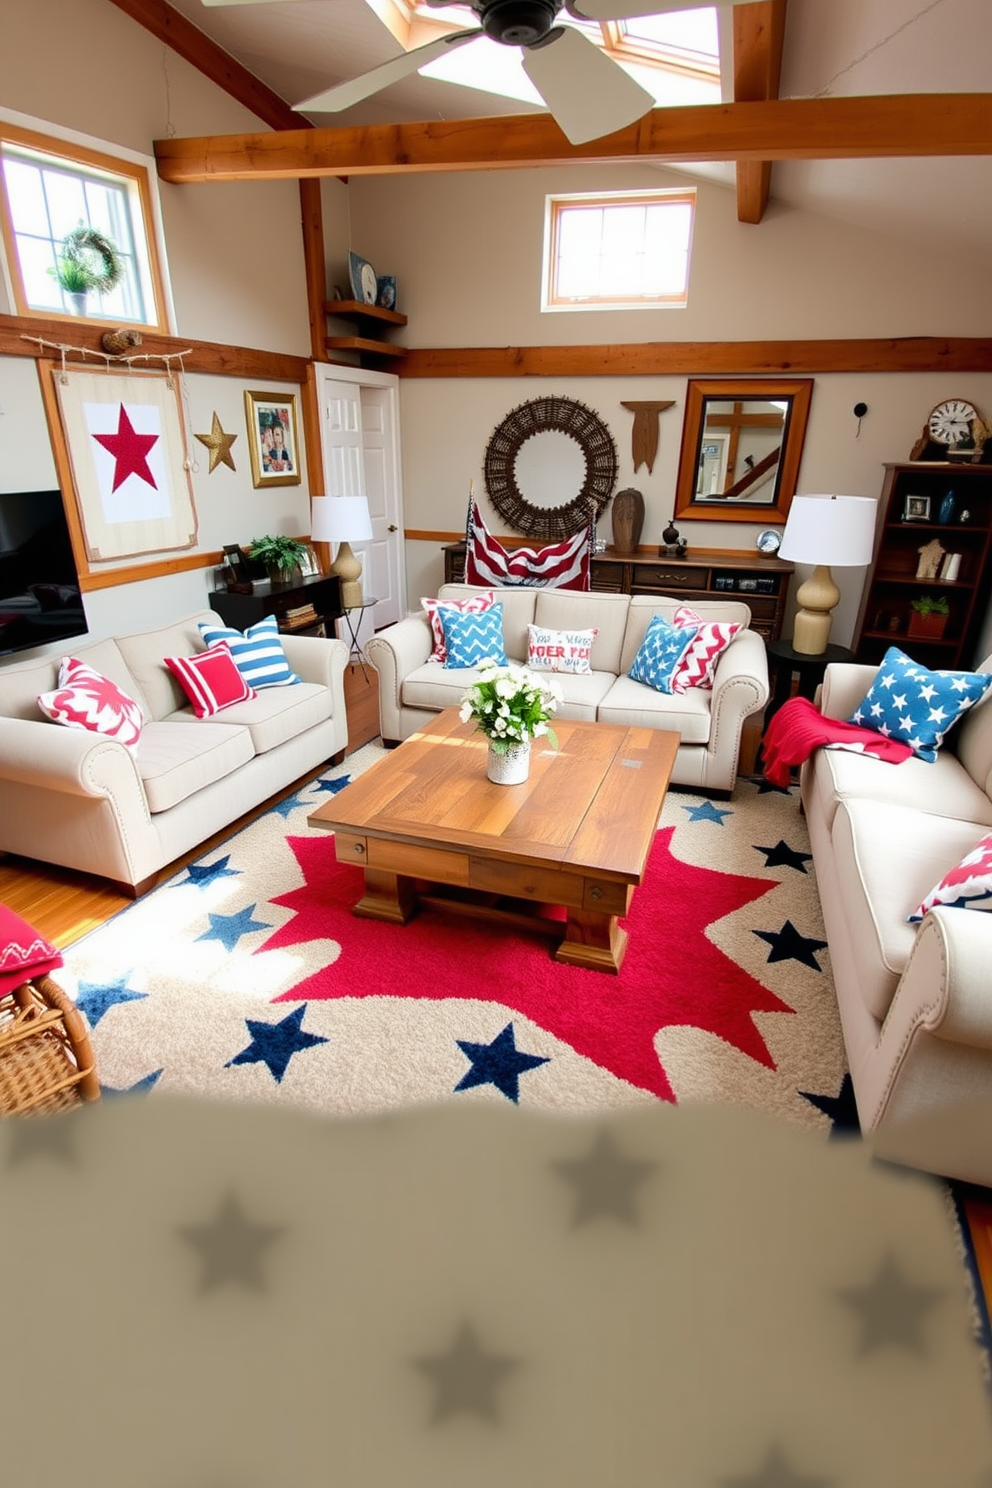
left=154, top=94, right=992, bottom=183
left=732, top=0, right=787, bottom=224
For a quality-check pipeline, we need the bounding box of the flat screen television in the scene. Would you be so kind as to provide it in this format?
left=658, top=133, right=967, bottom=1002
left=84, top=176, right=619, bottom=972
left=0, top=488, right=88, bottom=659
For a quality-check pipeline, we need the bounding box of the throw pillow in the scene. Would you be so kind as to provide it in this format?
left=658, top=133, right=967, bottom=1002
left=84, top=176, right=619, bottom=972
left=0, top=904, right=64, bottom=998
left=165, top=642, right=256, bottom=718
left=441, top=604, right=508, bottom=669
left=847, top=646, right=992, bottom=762
left=670, top=604, right=743, bottom=691
left=421, top=592, right=495, bottom=664
left=909, top=832, right=992, bottom=921
left=37, top=656, right=144, bottom=754
left=526, top=624, right=598, bottom=675
left=628, top=614, right=699, bottom=695
left=197, top=614, right=301, bottom=689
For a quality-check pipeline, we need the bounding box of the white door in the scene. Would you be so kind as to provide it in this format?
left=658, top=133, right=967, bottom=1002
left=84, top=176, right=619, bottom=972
left=316, top=366, right=405, bottom=636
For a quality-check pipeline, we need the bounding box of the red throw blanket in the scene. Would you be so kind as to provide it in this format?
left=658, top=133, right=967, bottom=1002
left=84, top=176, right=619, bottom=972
left=760, top=696, right=914, bottom=787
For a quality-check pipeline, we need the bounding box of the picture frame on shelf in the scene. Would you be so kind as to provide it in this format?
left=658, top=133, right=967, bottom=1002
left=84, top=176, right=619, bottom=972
left=244, top=390, right=301, bottom=489
left=222, top=544, right=254, bottom=589
left=903, top=493, right=931, bottom=522
left=348, top=251, right=378, bottom=306
left=297, top=543, right=322, bottom=578
left=376, top=274, right=396, bottom=310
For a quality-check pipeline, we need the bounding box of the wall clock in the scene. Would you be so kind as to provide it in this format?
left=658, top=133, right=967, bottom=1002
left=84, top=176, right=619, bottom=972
left=910, top=398, right=991, bottom=461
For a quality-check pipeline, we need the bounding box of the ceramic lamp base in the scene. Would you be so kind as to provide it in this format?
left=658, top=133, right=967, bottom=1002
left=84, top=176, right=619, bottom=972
left=331, top=541, right=364, bottom=609
left=792, top=564, right=840, bottom=656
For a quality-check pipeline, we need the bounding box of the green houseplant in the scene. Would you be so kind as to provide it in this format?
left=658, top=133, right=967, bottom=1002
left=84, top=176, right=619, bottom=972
left=48, top=224, right=124, bottom=314
left=247, top=534, right=309, bottom=582
left=908, top=593, right=950, bottom=639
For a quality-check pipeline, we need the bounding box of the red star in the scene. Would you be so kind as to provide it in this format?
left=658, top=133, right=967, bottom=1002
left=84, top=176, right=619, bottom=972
left=93, top=405, right=159, bottom=492
left=259, top=828, right=791, bottom=1101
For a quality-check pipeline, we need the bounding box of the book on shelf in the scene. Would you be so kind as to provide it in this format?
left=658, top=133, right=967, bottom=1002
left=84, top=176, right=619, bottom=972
left=283, top=603, right=318, bottom=620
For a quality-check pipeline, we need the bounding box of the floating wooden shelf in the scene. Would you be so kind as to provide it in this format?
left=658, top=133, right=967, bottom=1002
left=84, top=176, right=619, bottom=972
left=323, top=299, right=408, bottom=365
left=324, top=298, right=407, bottom=328
left=324, top=335, right=407, bottom=359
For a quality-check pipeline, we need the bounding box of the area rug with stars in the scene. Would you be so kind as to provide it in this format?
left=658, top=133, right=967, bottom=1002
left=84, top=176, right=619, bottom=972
left=59, top=743, right=850, bottom=1130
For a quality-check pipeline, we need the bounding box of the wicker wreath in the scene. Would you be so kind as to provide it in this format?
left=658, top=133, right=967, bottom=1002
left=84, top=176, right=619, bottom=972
left=483, top=396, right=619, bottom=540
left=58, top=225, right=123, bottom=293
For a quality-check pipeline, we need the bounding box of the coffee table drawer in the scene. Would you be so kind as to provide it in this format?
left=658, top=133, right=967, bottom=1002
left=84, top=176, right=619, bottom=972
left=335, top=832, right=369, bottom=864
left=583, top=878, right=631, bottom=915
left=470, top=857, right=586, bottom=907
left=370, top=837, right=471, bottom=885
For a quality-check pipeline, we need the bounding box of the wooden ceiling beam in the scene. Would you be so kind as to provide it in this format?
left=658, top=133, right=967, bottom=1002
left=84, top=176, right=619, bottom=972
left=154, top=94, right=992, bottom=182
left=733, top=0, right=787, bottom=225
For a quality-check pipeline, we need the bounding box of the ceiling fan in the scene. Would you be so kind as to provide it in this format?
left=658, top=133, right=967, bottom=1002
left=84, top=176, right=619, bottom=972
left=201, top=0, right=763, bottom=146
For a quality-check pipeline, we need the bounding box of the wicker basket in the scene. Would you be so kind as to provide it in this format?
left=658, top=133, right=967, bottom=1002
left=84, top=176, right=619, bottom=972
left=0, top=974, right=100, bottom=1117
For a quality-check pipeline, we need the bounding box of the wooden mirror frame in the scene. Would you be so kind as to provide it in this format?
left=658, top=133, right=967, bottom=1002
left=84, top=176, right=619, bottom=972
left=673, top=378, right=813, bottom=525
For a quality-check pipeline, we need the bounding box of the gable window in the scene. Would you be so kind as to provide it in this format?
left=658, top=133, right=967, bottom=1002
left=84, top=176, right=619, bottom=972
left=542, top=189, right=695, bottom=313
left=0, top=122, right=169, bottom=332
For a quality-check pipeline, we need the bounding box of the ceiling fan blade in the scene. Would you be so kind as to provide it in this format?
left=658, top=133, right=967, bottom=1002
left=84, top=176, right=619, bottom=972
left=295, top=30, right=483, bottom=113
left=570, top=0, right=752, bottom=19
left=522, top=27, right=654, bottom=145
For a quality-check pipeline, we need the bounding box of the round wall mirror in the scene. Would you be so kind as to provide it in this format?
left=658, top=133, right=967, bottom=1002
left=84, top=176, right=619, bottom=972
left=484, top=396, right=619, bottom=540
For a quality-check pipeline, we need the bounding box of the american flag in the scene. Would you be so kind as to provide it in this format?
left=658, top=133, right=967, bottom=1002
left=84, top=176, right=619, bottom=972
left=464, top=500, right=592, bottom=590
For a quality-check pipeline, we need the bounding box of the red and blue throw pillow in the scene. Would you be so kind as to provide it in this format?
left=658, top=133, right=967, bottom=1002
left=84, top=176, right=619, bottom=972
left=628, top=614, right=698, bottom=694
left=670, top=605, right=743, bottom=690
left=848, top=646, right=992, bottom=762
left=910, top=831, right=992, bottom=921
left=422, top=592, right=495, bottom=664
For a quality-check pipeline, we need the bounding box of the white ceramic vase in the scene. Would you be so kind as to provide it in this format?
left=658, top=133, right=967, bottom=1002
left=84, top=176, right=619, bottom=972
left=487, top=739, right=531, bottom=786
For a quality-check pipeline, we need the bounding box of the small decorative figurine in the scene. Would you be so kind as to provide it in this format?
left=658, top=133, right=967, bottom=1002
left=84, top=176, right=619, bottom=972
left=916, top=537, right=945, bottom=580
left=660, top=518, right=688, bottom=558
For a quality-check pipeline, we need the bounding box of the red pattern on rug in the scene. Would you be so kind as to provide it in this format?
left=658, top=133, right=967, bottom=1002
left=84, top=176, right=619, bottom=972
left=260, top=827, right=788, bottom=1101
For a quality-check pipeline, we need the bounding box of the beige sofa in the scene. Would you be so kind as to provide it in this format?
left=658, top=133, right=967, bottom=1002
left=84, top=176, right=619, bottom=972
left=0, top=610, right=349, bottom=895
left=366, top=584, right=768, bottom=794
left=802, top=658, right=992, bottom=1186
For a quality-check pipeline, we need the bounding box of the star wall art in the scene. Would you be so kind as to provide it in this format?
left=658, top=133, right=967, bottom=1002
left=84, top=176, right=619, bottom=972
left=194, top=410, right=238, bottom=473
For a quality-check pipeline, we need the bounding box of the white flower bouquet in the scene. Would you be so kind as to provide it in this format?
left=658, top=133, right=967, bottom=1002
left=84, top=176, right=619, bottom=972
left=459, top=661, right=561, bottom=755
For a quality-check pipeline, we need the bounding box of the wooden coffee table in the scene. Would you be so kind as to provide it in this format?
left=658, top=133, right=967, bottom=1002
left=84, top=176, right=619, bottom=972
left=307, top=710, right=679, bottom=974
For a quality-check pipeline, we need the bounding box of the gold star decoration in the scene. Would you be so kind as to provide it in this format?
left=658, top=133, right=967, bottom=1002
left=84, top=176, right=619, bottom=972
left=194, top=411, right=237, bottom=473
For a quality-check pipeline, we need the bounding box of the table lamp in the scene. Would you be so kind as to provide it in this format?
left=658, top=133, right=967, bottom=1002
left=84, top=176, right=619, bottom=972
left=310, top=496, right=373, bottom=609
left=778, top=494, right=877, bottom=655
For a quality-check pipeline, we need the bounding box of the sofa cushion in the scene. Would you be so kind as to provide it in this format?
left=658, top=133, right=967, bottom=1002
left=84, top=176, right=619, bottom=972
left=441, top=605, right=508, bottom=668
left=37, top=656, right=144, bottom=753
left=163, top=682, right=332, bottom=756
left=951, top=675, right=992, bottom=796
left=628, top=614, right=698, bottom=694
left=806, top=735, right=992, bottom=834
left=165, top=644, right=257, bottom=718
left=830, top=798, right=989, bottom=1020
left=533, top=589, right=630, bottom=673
left=526, top=624, right=598, bottom=675
left=910, top=831, right=992, bottom=921
left=136, top=720, right=255, bottom=814
left=847, top=645, right=992, bottom=762
left=597, top=675, right=712, bottom=743
left=197, top=614, right=302, bottom=689
left=115, top=612, right=218, bottom=720
left=620, top=596, right=753, bottom=674
left=0, top=637, right=146, bottom=723
left=437, top=585, right=537, bottom=664
left=546, top=671, right=617, bottom=722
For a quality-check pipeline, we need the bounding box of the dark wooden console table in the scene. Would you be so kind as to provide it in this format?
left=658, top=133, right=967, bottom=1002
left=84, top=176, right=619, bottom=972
left=208, top=572, right=343, bottom=637
left=442, top=543, right=793, bottom=641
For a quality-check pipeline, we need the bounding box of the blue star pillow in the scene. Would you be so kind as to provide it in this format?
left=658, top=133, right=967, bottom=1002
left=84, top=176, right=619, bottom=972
left=441, top=603, right=508, bottom=668
left=848, top=646, right=992, bottom=762
left=628, top=614, right=699, bottom=695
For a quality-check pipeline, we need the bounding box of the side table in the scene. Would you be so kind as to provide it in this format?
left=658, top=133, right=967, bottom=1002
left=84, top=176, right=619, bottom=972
left=340, top=598, right=380, bottom=680
left=765, top=640, right=856, bottom=723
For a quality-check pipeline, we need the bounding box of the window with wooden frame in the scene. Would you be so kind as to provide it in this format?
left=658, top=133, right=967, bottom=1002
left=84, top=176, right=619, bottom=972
left=542, top=189, right=695, bottom=313
left=0, top=121, right=170, bottom=332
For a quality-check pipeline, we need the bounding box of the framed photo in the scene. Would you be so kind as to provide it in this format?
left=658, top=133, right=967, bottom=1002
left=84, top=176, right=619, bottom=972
left=297, top=543, right=322, bottom=578
left=244, top=390, right=301, bottom=488
left=903, top=493, right=931, bottom=522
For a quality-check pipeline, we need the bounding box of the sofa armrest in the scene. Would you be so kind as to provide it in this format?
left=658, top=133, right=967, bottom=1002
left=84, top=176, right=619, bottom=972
left=887, top=907, right=992, bottom=1052
left=0, top=716, right=147, bottom=801
left=278, top=632, right=349, bottom=691
left=366, top=617, right=433, bottom=740
left=709, top=630, right=770, bottom=721
left=817, top=662, right=879, bottom=720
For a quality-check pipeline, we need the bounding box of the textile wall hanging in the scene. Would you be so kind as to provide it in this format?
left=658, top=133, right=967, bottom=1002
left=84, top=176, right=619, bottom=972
left=51, top=365, right=198, bottom=562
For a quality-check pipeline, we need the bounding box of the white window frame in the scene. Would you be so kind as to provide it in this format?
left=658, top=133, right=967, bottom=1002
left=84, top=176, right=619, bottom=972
left=0, top=109, right=173, bottom=334
left=541, top=188, right=695, bottom=314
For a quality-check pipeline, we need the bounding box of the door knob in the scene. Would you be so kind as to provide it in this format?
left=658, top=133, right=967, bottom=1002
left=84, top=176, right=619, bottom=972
left=388, top=524, right=398, bottom=533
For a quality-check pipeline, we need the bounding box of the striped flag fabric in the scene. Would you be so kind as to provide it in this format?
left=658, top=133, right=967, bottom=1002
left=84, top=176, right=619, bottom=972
left=464, top=500, right=592, bottom=590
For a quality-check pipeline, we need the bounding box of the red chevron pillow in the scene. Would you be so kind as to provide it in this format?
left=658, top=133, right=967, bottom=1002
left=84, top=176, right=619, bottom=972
left=671, top=605, right=743, bottom=691
left=37, top=656, right=144, bottom=753
left=0, top=904, right=63, bottom=998
left=421, top=592, right=495, bottom=664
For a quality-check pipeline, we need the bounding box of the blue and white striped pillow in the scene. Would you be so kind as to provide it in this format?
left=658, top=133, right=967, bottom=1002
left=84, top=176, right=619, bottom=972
left=197, top=614, right=301, bottom=689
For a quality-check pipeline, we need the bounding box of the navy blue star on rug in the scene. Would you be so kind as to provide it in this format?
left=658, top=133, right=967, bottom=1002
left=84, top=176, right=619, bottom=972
left=753, top=919, right=828, bottom=970
left=103, top=1068, right=164, bottom=1097
left=799, top=1072, right=861, bottom=1137
left=683, top=800, right=733, bottom=825
left=753, top=840, right=813, bottom=873
left=455, top=1022, right=550, bottom=1103
left=195, top=904, right=272, bottom=951
left=271, top=793, right=307, bottom=820
left=312, top=773, right=353, bottom=796
left=227, top=1005, right=329, bottom=1082
left=75, top=974, right=147, bottom=1027
left=172, top=853, right=239, bottom=889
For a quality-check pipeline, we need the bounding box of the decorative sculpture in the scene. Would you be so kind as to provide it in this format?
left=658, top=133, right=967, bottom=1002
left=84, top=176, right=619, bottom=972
left=916, top=538, right=945, bottom=579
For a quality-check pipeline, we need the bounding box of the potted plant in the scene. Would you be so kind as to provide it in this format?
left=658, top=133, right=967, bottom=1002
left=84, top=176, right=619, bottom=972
left=908, top=593, right=950, bottom=639
left=247, top=534, right=309, bottom=584
left=460, top=661, right=561, bottom=785
left=48, top=224, right=124, bottom=315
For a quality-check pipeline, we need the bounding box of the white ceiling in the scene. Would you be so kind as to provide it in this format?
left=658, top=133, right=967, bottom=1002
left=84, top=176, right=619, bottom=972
left=165, top=0, right=992, bottom=265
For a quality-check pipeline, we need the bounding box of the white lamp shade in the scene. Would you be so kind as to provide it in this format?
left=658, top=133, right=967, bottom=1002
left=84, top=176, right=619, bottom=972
left=778, top=495, right=877, bottom=567
left=310, top=496, right=373, bottom=544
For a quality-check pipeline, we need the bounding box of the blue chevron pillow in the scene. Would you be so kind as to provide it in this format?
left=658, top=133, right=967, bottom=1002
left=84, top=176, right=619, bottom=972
left=441, top=604, right=508, bottom=668
left=628, top=613, right=698, bottom=695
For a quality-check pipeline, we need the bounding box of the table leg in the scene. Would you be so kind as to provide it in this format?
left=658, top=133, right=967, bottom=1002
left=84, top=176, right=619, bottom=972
left=555, top=908, right=627, bottom=974
left=352, top=869, right=417, bottom=924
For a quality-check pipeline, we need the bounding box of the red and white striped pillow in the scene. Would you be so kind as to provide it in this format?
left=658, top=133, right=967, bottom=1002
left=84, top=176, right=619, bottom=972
left=671, top=605, right=743, bottom=691
left=165, top=642, right=256, bottom=718
left=37, top=656, right=144, bottom=753
left=421, top=592, right=495, bottom=664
